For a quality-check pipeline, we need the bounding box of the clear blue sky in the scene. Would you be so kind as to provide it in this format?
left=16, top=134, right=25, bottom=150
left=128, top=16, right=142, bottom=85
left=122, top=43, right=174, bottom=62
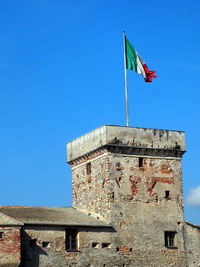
left=0, top=0, right=200, bottom=224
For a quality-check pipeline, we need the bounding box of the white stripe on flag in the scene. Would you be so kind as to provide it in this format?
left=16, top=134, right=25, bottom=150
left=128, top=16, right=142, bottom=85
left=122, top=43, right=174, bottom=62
left=136, top=54, right=147, bottom=79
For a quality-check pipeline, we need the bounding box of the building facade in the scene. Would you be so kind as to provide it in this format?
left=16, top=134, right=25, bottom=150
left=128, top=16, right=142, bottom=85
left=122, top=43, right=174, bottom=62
left=0, top=125, right=199, bottom=267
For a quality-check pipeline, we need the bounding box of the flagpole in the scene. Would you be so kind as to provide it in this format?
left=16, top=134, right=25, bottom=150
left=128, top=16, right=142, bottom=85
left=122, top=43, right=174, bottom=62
left=123, top=31, right=129, bottom=126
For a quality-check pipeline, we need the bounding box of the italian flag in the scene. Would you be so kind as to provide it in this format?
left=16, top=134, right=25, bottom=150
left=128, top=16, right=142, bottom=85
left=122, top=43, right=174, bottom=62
left=125, top=36, right=156, bottom=82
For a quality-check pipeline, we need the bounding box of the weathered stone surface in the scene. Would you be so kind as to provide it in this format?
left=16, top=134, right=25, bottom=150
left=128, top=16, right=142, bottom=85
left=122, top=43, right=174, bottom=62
left=68, top=126, right=188, bottom=266
left=67, top=125, right=186, bottom=162
left=0, top=227, right=21, bottom=266
left=184, top=222, right=200, bottom=267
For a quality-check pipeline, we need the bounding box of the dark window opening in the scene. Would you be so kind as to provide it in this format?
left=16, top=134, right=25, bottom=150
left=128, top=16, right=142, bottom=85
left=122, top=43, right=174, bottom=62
left=139, top=158, right=143, bottom=167
left=92, top=242, right=99, bottom=248
left=42, top=241, right=50, bottom=248
left=66, top=229, right=78, bottom=251
left=0, top=232, right=3, bottom=238
left=102, top=243, right=111, bottom=248
left=165, top=231, right=177, bottom=248
left=86, top=162, right=91, bottom=175
left=165, top=191, right=170, bottom=200
left=30, top=238, right=37, bottom=246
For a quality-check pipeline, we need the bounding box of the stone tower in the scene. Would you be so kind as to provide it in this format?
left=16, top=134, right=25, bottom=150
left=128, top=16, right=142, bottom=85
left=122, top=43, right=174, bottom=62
left=67, top=125, right=187, bottom=265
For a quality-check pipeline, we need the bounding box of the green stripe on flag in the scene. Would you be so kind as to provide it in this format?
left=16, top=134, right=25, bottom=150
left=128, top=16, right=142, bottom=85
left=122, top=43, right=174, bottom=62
left=125, top=37, right=137, bottom=71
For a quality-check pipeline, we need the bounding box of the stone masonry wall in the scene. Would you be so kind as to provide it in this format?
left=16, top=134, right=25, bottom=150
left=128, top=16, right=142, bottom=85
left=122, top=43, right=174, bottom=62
left=21, top=226, right=116, bottom=267
left=21, top=225, right=188, bottom=267
left=0, top=227, right=21, bottom=267
left=184, top=222, right=200, bottom=267
left=72, top=149, right=112, bottom=221
left=70, top=150, right=187, bottom=267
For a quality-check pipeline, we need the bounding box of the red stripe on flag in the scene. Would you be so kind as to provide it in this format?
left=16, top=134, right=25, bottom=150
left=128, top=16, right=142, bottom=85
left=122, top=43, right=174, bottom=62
left=143, top=64, right=157, bottom=82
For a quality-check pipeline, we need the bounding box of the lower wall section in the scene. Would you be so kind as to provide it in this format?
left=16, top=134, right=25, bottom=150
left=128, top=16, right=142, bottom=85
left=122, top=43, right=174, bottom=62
left=21, top=226, right=188, bottom=267
left=21, top=247, right=188, bottom=267
left=61, top=249, right=187, bottom=267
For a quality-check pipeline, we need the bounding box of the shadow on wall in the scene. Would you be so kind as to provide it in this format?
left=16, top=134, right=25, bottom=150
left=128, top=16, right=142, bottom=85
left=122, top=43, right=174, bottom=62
left=20, top=231, right=47, bottom=267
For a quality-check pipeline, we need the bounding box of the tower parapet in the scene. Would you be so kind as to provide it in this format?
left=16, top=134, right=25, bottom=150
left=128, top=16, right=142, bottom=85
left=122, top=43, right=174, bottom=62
left=67, top=125, right=185, bottom=163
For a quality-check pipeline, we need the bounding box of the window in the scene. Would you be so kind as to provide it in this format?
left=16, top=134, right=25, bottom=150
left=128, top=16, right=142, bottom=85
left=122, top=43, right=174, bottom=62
left=164, top=231, right=177, bottom=248
left=109, top=192, right=115, bottom=201
left=0, top=232, right=3, bottom=238
left=42, top=241, right=50, bottom=248
left=165, top=191, right=170, bottom=200
left=102, top=243, right=111, bottom=248
left=66, top=229, right=78, bottom=251
left=92, top=242, right=99, bottom=248
left=138, top=158, right=143, bottom=167
left=86, top=162, right=91, bottom=175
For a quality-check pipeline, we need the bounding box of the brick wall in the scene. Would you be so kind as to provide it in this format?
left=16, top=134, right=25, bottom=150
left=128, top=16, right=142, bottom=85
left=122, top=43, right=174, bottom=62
left=0, top=227, right=21, bottom=266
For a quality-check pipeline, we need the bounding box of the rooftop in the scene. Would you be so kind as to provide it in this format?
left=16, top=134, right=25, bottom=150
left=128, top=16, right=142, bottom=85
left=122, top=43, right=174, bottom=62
left=0, top=212, right=23, bottom=226
left=0, top=206, right=110, bottom=227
